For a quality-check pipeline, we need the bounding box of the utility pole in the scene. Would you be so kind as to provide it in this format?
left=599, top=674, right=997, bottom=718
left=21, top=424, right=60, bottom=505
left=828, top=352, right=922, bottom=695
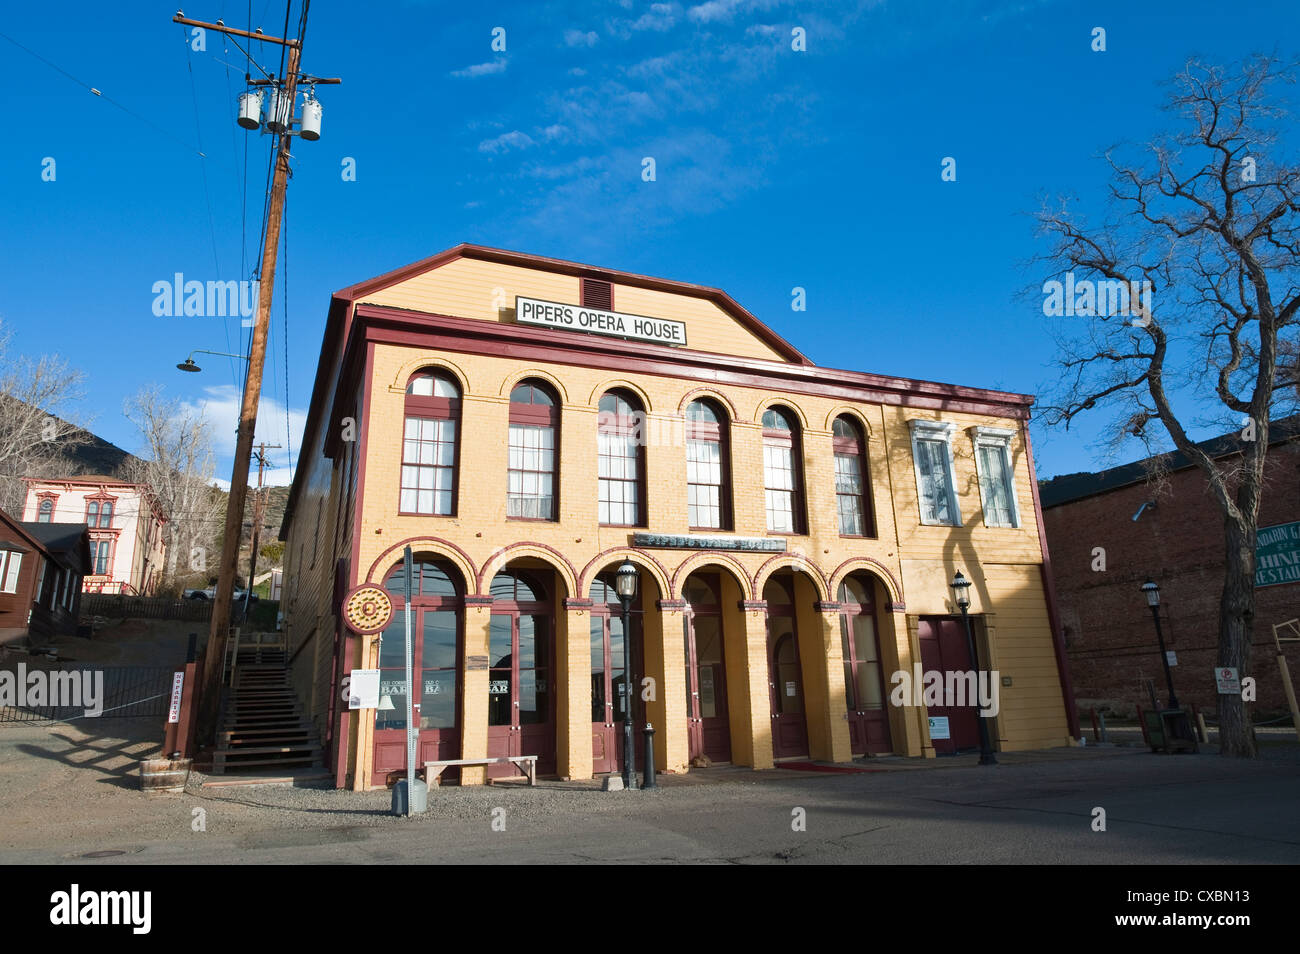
left=176, top=3, right=336, bottom=747
left=242, top=442, right=281, bottom=621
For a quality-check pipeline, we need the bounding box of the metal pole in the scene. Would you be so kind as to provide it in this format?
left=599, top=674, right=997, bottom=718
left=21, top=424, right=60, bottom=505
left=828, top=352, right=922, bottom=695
left=194, top=26, right=305, bottom=745
left=621, top=593, right=636, bottom=790
left=959, top=605, right=996, bottom=765
left=642, top=722, right=657, bottom=789
left=1149, top=604, right=1179, bottom=709
left=404, top=545, right=414, bottom=816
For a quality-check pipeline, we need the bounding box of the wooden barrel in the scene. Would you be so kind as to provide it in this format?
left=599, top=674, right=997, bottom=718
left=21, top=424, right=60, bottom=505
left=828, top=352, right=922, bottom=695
left=140, top=757, right=191, bottom=794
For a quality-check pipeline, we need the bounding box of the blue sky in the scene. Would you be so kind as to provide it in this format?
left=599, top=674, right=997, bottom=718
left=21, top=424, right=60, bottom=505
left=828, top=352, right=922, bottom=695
left=1, top=0, right=1296, bottom=487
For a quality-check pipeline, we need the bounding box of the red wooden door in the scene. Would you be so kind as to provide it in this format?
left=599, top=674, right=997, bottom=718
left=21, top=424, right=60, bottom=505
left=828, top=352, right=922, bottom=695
left=590, top=614, right=617, bottom=775
left=685, top=610, right=730, bottom=762
left=487, top=613, right=518, bottom=768
left=372, top=607, right=461, bottom=785
left=840, top=598, right=892, bottom=755
left=767, top=617, right=810, bottom=759
left=487, top=609, right=556, bottom=778
left=917, top=616, right=979, bottom=754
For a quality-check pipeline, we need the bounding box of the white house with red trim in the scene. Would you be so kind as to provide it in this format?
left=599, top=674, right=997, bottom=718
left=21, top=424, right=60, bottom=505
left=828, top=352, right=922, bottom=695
left=21, top=477, right=167, bottom=595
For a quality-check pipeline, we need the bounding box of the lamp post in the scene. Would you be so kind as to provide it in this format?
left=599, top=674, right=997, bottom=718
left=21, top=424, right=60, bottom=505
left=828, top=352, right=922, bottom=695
left=1141, top=579, right=1180, bottom=709
left=951, top=571, right=996, bottom=765
left=615, top=560, right=639, bottom=791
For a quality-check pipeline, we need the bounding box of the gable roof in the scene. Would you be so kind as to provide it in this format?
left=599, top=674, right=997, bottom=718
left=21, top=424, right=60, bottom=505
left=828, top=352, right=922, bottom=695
left=335, top=243, right=812, bottom=365
left=1039, top=414, right=1300, bottom=508
left=20, top=521, right=92, bottom=574
left=0, top=509, right=90, bottom=574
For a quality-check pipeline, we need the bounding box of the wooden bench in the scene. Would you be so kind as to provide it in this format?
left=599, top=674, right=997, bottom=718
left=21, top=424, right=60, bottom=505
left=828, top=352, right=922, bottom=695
left=423, top=756, right=537, bottom=787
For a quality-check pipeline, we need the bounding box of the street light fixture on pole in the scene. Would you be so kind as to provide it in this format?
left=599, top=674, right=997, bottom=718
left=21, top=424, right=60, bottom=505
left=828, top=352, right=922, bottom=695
left=950, top=570, right=996, bottom=765
left=1141, top=579, right=1180, bottom=709
left=176, top=349, right=250, bottom=373
left=615, top=560, right=639, bottom=791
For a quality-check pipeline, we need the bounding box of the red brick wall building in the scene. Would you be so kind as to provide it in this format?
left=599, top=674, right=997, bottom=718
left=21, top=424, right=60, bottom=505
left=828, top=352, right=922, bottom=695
left=1041, top=418, right=1300, bottom=721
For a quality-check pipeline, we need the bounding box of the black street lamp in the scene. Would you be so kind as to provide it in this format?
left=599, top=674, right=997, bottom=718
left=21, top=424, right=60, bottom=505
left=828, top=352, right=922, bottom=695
left=951, top=571, right=996, bottom=765
left=1141, top=579, right=1180, bottom=709
left=176, top=349, right=250, bottom=373
left=615, top=560, right=639, bottom=791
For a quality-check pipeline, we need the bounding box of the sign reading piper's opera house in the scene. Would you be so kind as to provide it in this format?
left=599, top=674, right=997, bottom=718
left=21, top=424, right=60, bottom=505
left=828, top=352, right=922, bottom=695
left=515, top=296, right=688, bottom=347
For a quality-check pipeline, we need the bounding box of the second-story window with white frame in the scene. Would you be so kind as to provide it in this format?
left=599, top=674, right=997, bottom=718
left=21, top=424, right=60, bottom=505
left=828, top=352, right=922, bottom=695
left=970, top=426, right=1020, bottom=528
left=908, top=420, right=960, bottom=526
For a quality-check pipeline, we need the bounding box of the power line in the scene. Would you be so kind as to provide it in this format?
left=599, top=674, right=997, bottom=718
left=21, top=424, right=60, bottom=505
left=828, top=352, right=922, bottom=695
left=0, top=28, right=206, bottom=158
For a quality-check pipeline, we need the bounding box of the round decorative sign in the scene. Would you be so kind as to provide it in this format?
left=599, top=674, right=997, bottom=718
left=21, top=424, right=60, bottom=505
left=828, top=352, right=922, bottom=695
left=343, top=585, right=393, bottom=635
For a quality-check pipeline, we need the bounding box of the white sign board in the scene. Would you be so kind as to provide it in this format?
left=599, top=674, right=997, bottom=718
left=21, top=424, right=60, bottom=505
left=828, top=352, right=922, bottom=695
left=1215, top=667, right=1241, bottom=695
left=515, top=296, right=688, bottom=347
left=348, top=668, right=380, bottom=710
left=1166, top=651, right=1178, bottom=667
left=167, top=672, right=185, bottom=724
left=928, top=716, right=950, bottom=740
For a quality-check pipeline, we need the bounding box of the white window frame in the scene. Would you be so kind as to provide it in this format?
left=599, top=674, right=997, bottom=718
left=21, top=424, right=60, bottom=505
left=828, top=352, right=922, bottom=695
left=908, top=420, right=961, bottom=527
left=1, top=550, right=22, bottom=593
left=970, top=426, right=1021, bottom=529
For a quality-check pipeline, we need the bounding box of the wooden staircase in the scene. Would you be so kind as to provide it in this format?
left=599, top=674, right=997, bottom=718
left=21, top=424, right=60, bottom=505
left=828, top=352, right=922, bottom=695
left=212, top=633, right=323, bottom=774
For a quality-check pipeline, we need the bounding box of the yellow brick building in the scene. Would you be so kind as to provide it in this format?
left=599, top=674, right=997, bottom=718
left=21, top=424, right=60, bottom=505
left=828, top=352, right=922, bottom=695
left=279, top=244, right=1078, bottom=790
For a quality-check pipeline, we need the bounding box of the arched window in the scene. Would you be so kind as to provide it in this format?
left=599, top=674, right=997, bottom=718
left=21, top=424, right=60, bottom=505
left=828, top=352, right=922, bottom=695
left=833, top=416, right=874, bottom=537
left=37, top=499, right=53, bottom=523
left=762, top=406, right=805, bottom=533
left=86, top=500, right=99, bottom=527
left=100, top=501, right=114, bottom=528
left=508, top=380, right=559, bottom=520
left=686, top=399, right=730, bottom=530
left=401, top=370, right=461, bottom=515
left=597, top=390, right=644, bottom=526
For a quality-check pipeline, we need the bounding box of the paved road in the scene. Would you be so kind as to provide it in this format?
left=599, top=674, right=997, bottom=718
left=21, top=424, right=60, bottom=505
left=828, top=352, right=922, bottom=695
left=5, top=744, right=1297, bottom=864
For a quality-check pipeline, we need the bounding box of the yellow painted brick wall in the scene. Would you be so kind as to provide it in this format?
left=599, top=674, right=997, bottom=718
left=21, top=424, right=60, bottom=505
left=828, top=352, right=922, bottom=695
left=358, top=256, right=790, bottom=362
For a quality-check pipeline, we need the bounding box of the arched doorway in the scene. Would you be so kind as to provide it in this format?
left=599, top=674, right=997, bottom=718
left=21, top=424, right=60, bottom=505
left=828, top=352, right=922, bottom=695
left=372, top=556, right=463, bottom=785
left=683, top=572, right=731, bottom=763
left=838, top=573, right=892, bottom=755
left=487, top=567, right=557, bottom=777
left=764, top=573, right=810, bottom=759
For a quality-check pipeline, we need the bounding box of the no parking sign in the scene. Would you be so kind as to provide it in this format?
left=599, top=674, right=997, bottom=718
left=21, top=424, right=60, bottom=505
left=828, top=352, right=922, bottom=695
left=1215, top=667, right=1241, bottom=695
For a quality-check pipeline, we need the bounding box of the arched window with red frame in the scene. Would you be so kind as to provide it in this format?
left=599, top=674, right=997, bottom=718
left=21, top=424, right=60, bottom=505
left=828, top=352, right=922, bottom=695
left=685, top=398, right=731, bottom=530
left=37, top=499, right=53, bottom=523
left=762, top=405, right=806, bottom=534
left=401, top=369, right=461, bottom=516
left=597, top=389, right=645, bottom=527
left=833, top=415, right=874, bottom=537
left=508, top=379, right=559, bottom=520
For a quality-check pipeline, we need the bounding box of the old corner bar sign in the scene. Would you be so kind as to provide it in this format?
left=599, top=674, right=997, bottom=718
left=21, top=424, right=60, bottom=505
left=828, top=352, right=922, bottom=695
left=343, top=585, right=393, bottom=635
left=515, top=296, right=688, bottom=347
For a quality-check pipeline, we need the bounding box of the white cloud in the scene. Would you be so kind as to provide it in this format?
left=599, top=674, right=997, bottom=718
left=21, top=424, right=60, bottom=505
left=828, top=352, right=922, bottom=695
left=564, top=29, right=599, bottom=47
left=184, top=385, right=305, bottom=487
left=686, top=0, right=743, bottom=23
left=479, top=130, right=536, bottom=153
left=632, top=2, right=678, bottom=30
left=451, top=59, right=507, bottom=78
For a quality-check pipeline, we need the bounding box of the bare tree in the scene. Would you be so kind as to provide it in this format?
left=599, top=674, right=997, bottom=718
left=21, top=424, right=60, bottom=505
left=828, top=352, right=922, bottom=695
left=1036, top=56, right=1300, bottom=757
left=0, top=320, right=87, bottom=516
left=121, top=385, right=225, bottom=593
